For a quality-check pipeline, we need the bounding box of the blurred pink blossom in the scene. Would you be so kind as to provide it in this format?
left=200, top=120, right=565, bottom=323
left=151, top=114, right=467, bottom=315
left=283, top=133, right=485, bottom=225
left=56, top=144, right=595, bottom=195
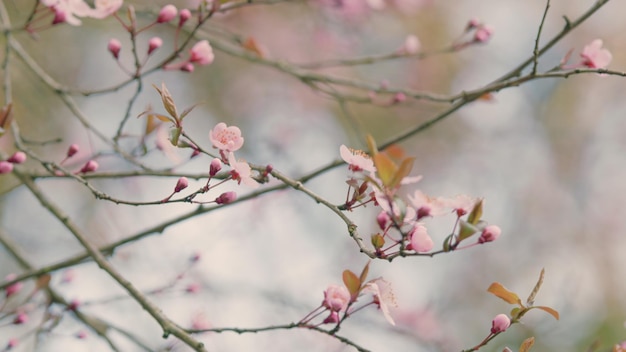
left=7, top=151, right=26, bottom=164
left=148, top=37, right=163, bottom=55
left=478, top=225, right=501, bottom=243
left=473, top=25, right=493, bottom=43
left=157, top=4, right=178, bottom=23
left=580, top=39, right=612, bottom=69
left=108, top=38, right=121, bottom=59
left=407, top=223, right=434, bottom=252
left=362, top=279, right=397, bottom=325
left=4, top=274, right=23, bottom=298
left=0, top=161, right=13, bottom=174
left=189, top=40, right=215, bottom=66
left=89, top=0, right=123, bottom=19
left=228, top=152, right=259, bottom=188
left=322, top=284, right=350, bottom=312
left=408, top=190, right=447, bottom=219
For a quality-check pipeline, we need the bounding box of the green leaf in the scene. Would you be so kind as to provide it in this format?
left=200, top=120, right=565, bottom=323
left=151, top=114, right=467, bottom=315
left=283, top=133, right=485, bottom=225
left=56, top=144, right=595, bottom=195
left=342, top=270, right=361, bottom=301
left=467, top=199, right=483, bottom=225
left=169, top=127, right=182, bottom=146
left=442, top=234, right=454, bottom=252
left=488, top=282, right=523, bottom=306
left=519, top=337, right=535, bottom=352
left=458, top=220, right=479, bottom=242
left=371, top=234, right=385, bottom=249
left=510, top=307, right=521, bottom=318
left=389, top=157, right=415, bottom=189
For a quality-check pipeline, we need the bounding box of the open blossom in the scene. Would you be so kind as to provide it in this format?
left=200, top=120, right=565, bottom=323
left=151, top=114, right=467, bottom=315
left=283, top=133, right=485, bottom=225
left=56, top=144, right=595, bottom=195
left=340, top=145, right=375, bottom=174
left=43, top=0, right=92, bottom=25
left=189, top=40, right=215, bottom=66
left=227, top=152, right=259, bottom=188
left=442, top=194, right=476, bottom=217
left=322, top=284, right=350, bottom=312
left=363, top=279, right=397, bottom=326
left=580, top=39, right=612, bottom=69
left=209, top=122, right=244, bottom=152
left=409, top=190, right=447, bottom=219
left=89, top=0, right=123, bottom=19
left=407, top=223, right=434, bottom=253
left=491, top=314, right=511, bottom=333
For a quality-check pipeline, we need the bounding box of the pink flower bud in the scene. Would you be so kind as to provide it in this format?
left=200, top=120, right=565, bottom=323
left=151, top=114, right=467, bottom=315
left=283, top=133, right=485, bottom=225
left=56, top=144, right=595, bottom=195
left=157, top=4, right=177, bottom=23
left=0, top=161, right=14, bottom=174
left=174, top=177, right=189, bottom=193
left=4, top=274, right=23, bottom=298
left=376, top=211, right=390, bottom=230
left=6, top=338, right=18, bottom=349
left=210, top=158, right=222, bottom=176
left=67, top=144, right=79, bottom=158
left=189, top=40, right=214, bottom=65
left=322, top=284, right=350, bottom=312
left=402, top=35, right=420, bottom=54
left=215, top=191, right=237, bottom=205
left=79, top=160, right=99, bottom=174
left=13, top=312, right=28, bottom=325
left=473, top=25, right=493, bottom=43
left=322, top=311, right=340, bottom=324
left=179, top=8, right=191, bottom=26
left=75, top=330, right=88, bottom=339
left=407, top=224, right=434, bottom=253
left=148, top=37, right=163, bottom=55
left=186, top=283, right=201, bottom=293
left=392, top=92, right=406, bottom=103
left=7, top=151, right=26, bottom=164
left=490, top=314, right=510, bottom=333
left=181, top=63, right=195, bottom=72
left=68, top=299, right=80, bottom=311
left=466, top=18, right=481, bottom=30
left=478, top=225, right=501, bottom=244
left=190, top=252, right=201, bottom=263
left=108, top=39, right=122, bottom=59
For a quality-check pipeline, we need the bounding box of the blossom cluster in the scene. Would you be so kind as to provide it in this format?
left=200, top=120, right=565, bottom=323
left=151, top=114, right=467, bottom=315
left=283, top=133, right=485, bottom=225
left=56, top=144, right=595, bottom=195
left=41, top=0, right=123, bottom=26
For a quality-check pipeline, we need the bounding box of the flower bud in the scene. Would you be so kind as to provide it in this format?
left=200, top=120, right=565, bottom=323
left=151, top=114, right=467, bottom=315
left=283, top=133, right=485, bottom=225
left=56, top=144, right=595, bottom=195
left=7, top=151, right=26, bottom=164
left=491, top=314, right=510, bottom=334
left=181, top=63, right=195, bottom=72
left=0, top=161, right=14, bottom=174
left=473, top=25, right=493, bottom=43
left=157, top=4, right=177, bottom=23
left=215, top=191, right=237, bottom=205
left=478, top=225, right=501, bottom=244
left=6, top=338, right=18, bottom=349
left=4, top=274, right=23, bottom=298
left=402, top=35, right=420, bottom=54
left=148, top=37, right=163, bottom=55
left=79, top=160, right=99, bottom=174
left=179, top=8, right=191, bottom=26
left=322, top=311, right=340, bottom=324
left=174, top=177, right=189, bottom=193
left=13, top=312, right=28, bottom=325
left=67, top=144, right=79, bottom=158
left=376, top=211, right=390, bottom=230
left=210, top=158, right=222, bottom=176
left=108, top=39, right=122, bottom=59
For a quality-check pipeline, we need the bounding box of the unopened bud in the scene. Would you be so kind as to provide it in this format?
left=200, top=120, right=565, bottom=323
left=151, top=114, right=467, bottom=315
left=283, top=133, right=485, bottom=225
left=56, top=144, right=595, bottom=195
left=478, top=225, right=501, bottom=244
left=376, top=211, right=390, bottom=230
left=157, top=4, right=177, bottom=23
left=148, top=37, right=163, bottom=55
left=108, top=39, right=122, bottom=59
left=7, top=151, right=26, bottom=164
left=0, top=161, right=14, bottom=174
left=473, top=25, right=493, bottom=43
left=4, top=274, right=23, bottom=298
left=13, top=312, right=28, bottom=325
left=79, top=160, right=98, bottom=174
left=210, top=158, right=222, bottom=176
left=181, top=63, right=195, bottom=72
left=215, top=191, right=237, bottom=205
left=179, top=9, right=191, bottom=26
left=490, top=314, right=510, bottom=334
left=174, top=177, right=189, bottom=193
left=67, top=144, right=79, bottom=157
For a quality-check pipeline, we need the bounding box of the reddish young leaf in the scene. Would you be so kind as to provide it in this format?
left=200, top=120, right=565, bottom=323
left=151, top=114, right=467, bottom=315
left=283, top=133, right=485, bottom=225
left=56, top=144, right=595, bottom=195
left=488, top=282, right=522, bottom=306
left=373, top=153, right=397, bottom=188
left=359, top=261, right=371, bottom=285
left=389, top=157, right=415, bottom=189
left=519, top=337, right=535, bottom=352
left=534, top=306, right=560, bottom=320
left=342, top=270, right=361, bottom=300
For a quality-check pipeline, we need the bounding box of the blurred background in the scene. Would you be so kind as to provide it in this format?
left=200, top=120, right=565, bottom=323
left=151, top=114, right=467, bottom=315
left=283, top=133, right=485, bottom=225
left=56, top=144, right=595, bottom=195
left=1, top=0, right=626, bottom=351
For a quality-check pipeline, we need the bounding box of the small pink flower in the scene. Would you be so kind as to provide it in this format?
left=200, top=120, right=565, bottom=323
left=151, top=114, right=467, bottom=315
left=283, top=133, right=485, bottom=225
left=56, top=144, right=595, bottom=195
left=68, top=299, right=80, bottom=311
left=210, top=158, right=222, bottom=176
left=13, top=312, right=28, bottom=325
left=227, top=153, right=259, bottom=188
left=7, top=151, right=26, bottom=164
left=189, top=40, right=215, bottom=66
left=0, top=161, right=14, bottom=174
left=179, top=9, right=191, bottom=26
left=362, top=279, right=397, bottom=326
left=478, top=225, right=501, bottom=243
left=322, top=284, right=350, bottom=312
left=491, top=314, right=510, bottom=333
left=442, top=194, right=476, bottom=217
left=67, top=144, right=79, bottom=157
left=210, top=122, right=244, bottom=152
left=466, top=18, right=481, bottom=30
left=473, top=25, right=493, bottom=43
left=174, top=177, right=188, bottom=193
left=79, top=160, right=98, bottom=174
left=215, top=191, right=237, bottom=205
left=580, top=39, right=612, bottom=69
left=407, top=223, right=434, bottom=253
left=148, top=37, right=163, bottom=55
left=408, top=190, right=447, bottom=219
left=340, top=145, right=375, bottom=174
left=108, top=38, right=121, bottom=59
left=157, top=4, right=177, bottom=23
left=89, top=0, right=123, bottom=19
left=4, top=274, right=23, bottom=298
left=392, top=92, right=406, bottom=104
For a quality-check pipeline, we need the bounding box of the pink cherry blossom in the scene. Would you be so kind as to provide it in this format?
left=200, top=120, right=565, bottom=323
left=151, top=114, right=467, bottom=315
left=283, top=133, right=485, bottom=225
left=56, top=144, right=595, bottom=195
left=13, top=312, right=28, bottom=325
left=210, top=158, right=222, bottom=176
left=408, top=190, right=447, bottom=219
left=442, top=194, right=476, bottom=217
left=0, top=161, right=14, bottom=174
left=67, top=144, right=79, bottom=157
left=88, top=0, right=123, bottom=19
left=174, top=177, right=188, bottom=193
left=189, top=40, right=215, bottom=66
left=179, top=9, right=191, bottom=26
left=4, top=274, right=23, bottom=298
left=402, top=34, right=420, bottom=54
left=6, top=338, right=18, bottom=349
left=478, top=225, right=501, bottom=243
left=473, top=25, right=493, bottom=43
left=75, top=330, right=88, bottom=339
left=209, top=122, right=244, bottom=152
left=215, top=191, right=237, bottom=204
left=157, top=4, right=178, bottom=23
left=490, top=314, right=510, bottom=333
left=322, top=284, right=350, bottom=312
left=362, top=279, right=397, bottom=326
left=7, top=151, right=26, bottom=164
left=228, top=152, right=259, bottom=188
left=580, top=39, right=612, bottom=69
left=79, top=160, right=99, bottom=174
left=376, top=211, right=390, bottom=230
left=407, top=223, right=434, bottom=253
left=340, top=145, right=375, bottom=174
left=322, top=311, right=340, bottom=324
left=43, top=0, right=92, bottom=26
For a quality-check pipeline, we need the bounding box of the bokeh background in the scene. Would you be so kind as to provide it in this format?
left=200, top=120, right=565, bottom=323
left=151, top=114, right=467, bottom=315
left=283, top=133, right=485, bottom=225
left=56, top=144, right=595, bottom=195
left=1, top=0, right=626, bottom=351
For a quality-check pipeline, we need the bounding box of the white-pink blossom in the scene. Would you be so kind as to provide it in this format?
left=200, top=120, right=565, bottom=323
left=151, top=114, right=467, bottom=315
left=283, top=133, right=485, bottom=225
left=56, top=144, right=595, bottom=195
left=228, top=152, right=259, bottom=188
left=340, top=145, right=375, bottom=174
left=189, top=40, right=215, bottom=66
left=209, top=122, right=244, bottom=152
left=322, top=284, right=350, bottom=312
left=362, top=279, right=397, bottom=326
left=581, top=39, right=612, bottom=69
left=407, top=223, right=434, bottom=253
